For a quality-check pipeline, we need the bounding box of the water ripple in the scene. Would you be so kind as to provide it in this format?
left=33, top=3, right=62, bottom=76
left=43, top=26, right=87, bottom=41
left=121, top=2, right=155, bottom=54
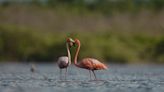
left=0, top=64, right=164, bottom=92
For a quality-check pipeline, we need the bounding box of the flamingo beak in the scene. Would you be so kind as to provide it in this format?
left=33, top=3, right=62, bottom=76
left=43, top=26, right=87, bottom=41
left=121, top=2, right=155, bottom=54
left=69, top=38, right=76, bottom=47
left=68, top=38, right=75, bottom=48
left=69, top=38, right=75, bottom=43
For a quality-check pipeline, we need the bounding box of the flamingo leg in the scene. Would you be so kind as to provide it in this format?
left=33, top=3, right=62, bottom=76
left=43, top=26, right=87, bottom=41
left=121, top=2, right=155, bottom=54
left=92, top=70, right=97, bottom=80
left=60, top=69, right=62, bottom=80
left=89, top=70, right=91, bottom=80
left=65, top=68, right=67, bottom=80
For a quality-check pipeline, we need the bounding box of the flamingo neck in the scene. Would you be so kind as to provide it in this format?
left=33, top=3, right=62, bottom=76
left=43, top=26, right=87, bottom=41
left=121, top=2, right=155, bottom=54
left=74, top=42, right=81, bottom=67
left=66, top=43, right=71, bottom=65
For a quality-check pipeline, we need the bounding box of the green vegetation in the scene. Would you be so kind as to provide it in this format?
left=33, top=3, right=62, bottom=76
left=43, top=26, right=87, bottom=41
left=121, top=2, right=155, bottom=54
left=0, top=25, right=163, bottom=64
left=1, top=0, right=164, bottom=14
left=2, top=0, right=164, bottom=13
left=0, top=0, right=164, bottom=64
left=47, top=0, right=164, bottom=13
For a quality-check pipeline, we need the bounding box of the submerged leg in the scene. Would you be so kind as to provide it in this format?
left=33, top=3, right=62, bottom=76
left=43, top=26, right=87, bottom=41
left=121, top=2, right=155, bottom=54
left=60, top=69, right=62, bottom=80
left=65, top=68, right=67, bottom=80
left=89, top=70, right=92, bottom=80
left=92, top=70, right=97, bottom=80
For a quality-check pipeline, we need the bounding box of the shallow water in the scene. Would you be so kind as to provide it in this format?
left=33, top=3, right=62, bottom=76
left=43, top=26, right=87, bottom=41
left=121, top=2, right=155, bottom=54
left=0, top=63, right=164, bottom=92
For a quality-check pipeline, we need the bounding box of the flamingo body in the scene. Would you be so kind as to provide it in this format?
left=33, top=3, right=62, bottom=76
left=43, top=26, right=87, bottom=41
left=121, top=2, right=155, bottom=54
left=57, top=56, right=69, bottom=69
left=72, top=38, right=108, bottom=80
left=79, top=58, right=107, bottom=70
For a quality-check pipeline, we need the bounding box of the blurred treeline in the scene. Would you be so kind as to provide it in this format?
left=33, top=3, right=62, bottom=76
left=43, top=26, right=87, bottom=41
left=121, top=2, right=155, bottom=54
left=0, top=0, right=164, bottom=64
left=1, top=0, right=164, bottom=13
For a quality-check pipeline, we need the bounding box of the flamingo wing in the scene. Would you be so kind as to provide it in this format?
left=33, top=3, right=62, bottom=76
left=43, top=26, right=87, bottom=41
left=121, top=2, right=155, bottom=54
left=80, top=58, right=108, bottom=70
left=57, top=56, right=69, bottom=68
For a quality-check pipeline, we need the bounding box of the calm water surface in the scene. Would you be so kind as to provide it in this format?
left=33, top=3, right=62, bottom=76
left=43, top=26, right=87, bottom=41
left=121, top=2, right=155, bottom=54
left=0, top=63, right=164, bottom=92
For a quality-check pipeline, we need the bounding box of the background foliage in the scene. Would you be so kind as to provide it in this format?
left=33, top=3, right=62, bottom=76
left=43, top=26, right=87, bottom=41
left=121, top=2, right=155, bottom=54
left=0, top=0, right=164, bottom=63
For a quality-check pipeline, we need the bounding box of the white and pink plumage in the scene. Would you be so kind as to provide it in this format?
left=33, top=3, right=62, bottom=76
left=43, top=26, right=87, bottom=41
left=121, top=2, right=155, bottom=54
left=57, top=38, right=73, bottom=80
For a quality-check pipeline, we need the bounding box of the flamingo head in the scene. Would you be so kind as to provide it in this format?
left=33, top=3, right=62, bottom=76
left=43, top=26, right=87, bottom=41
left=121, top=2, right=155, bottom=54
left=66, top=38, right=75, bottom=48
left=74, top=39, right=80, bottom=45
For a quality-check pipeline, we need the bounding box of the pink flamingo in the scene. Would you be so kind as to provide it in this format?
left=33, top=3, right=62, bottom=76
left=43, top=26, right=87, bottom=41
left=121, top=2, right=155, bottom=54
left=57, top=38, right=74, bottom=80
left=70, top=38, right=108, bottom=80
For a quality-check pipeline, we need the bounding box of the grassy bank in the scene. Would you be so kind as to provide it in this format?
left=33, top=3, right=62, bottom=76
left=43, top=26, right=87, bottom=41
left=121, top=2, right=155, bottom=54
left=0, top=25, right=163, bottom=64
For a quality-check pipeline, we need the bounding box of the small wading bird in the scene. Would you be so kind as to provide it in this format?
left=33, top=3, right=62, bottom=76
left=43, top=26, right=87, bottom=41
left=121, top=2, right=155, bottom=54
left=57, top=38, right=74, bottom=80
left=68, top=38, right=108, bottom=80
left=30, top=63, right=36, bottom=73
